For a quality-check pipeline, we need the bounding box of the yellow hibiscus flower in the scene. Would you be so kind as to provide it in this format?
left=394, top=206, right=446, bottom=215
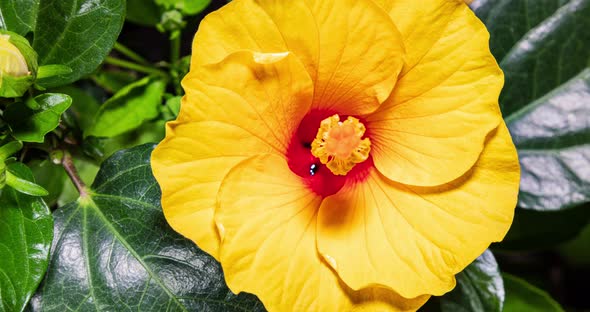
left=151, top=0, right=520, bottom=311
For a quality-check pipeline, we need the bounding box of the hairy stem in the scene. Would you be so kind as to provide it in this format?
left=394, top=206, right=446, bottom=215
left=61, top=151, right=89, bottom=198
left=114, top=42, right=151, bottom=66
left=170, top=35, right=180, bottom=64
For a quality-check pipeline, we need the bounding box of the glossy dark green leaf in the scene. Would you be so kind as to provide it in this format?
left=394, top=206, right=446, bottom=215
left=31, top=144, right=265, bottom=312
left=474, top=0, right=590, bottom=116
left=4, top=93, right=72, bottom=143
left=86, top=77, right=166, bottom=138
left=471, top=0, right=569, bottom=63
left=474, top=0, right=590, bottom=247
left=0, top=162, right=53, bottom=312
left=503, top=273, right=564, bottom=312
left=0, top=0, right=40, bottom=36
left=32, top=0, right=125, bottom=88
left=507, top=69, right=590, bottom=211
left=498, top=70, right=590, bottom=248
left=440, top=250, right=504, bottom=312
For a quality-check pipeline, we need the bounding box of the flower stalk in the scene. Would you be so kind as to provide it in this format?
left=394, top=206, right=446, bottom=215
left=61, top=150, right=89, bottom=198
left=104, top=56, right=168, bottom=78
left=113, top=42, right=151, bottom=66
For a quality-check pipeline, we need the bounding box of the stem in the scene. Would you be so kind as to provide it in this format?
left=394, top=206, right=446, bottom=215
left=114, top=42, right=151, bottom=66
left=61, top=151, right=89, bottom=198
left=170, top=35, right=180, bottom=64
left=104, top=57, right=168, bottom=77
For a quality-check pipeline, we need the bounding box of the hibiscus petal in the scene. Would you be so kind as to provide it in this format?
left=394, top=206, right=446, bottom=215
left=192, top=0, right=405, bottom=115
left=216, top=153, right=429, bottom=311
left=153, top=50, right=312, bottom=258
left=366, top=0, right=503, bottom=186
left=317, top=124, right=519, bottom=298
left=180, top=50, right=313, bottom=154
left=151, top=121, right=274, bottom=259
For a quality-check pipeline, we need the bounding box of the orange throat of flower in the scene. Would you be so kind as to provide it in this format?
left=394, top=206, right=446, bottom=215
left=311, top=114, right=371, bottom=176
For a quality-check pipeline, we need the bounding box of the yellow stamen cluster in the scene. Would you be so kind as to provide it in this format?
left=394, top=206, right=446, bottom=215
left=311, top=114, right=371, bottom=175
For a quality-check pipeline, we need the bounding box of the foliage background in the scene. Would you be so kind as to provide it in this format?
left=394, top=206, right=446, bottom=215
left=0, top=0, right=589, bottom=311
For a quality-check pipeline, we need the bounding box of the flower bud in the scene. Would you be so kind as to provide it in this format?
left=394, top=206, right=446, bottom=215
left=0, top=31, right=38, bottom=98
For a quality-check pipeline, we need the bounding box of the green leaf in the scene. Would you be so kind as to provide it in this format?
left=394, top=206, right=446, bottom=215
left=503, top=273, right=564, bottom=312
left=52, top=86, right=100, bottom=133
left=0, top=162, right=53, bottom=312
left=4, top=93, right=72, bottom=143
left=474, top=0, right=590, bottom=117
left=28, top=159, right=67, bottom=207
left=500, top=69, right=590, bottom=248
left=474, top=0, right=590, bottom=247
left=440, top=250, right=504, bottom=312
left=92, top=70, right=138, bottom=94
left=126, top=0, right=160, bottom=26
left=501, top=204, right=590, bottom=250
left=155, top=0, right=211, bottom=15
left=471, top=0, right=569, bottom=63
left=86, top=76, right=166, bottom=138
left=0, top=0, right=40, bottom=36
left=100, top=120, right=166, bottom=160
left=559, top=221, right=590, bottom=267
left=164, top=95, right=181, bottom=118
left=506, top=69, right=590, bottom=211
left=31, top=144, right=265, bottom=312
left=32, top=0, right=126, bottom=88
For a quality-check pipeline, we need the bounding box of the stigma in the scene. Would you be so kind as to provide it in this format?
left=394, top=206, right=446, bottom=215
left=311, top=114, right=371, bottom=175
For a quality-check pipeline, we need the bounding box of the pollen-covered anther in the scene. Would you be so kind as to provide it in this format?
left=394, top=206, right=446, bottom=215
left=311, top=114, right=371, bottom=175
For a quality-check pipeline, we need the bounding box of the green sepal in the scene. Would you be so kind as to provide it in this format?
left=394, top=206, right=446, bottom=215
left=0, top=140, right=24, bottom=189
left=0, top=141, right=24, bottom=161
left=5, top=169, right=49, bottom=196
left=36, top=64, right=73, bottom=80
left=0, top=73, right=35, bottom=98
left=0, top=140, right=49, bottom=197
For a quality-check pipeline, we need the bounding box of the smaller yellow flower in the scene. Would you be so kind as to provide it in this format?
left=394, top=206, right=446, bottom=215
left=0, top=34, right=29, bottom=77
left=0, top=31, right=37, bottom=98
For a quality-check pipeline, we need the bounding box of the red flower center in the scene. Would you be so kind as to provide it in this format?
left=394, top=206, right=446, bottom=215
left=287, top=109, right=373, bottom=197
